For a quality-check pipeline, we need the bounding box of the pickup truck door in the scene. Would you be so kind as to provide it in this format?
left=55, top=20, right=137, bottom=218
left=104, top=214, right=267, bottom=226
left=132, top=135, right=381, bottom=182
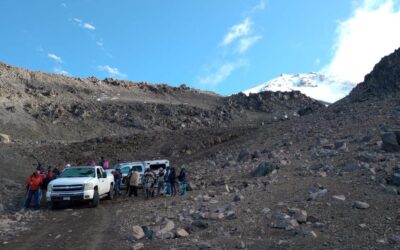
left=96, top=168, right=107, bottom=195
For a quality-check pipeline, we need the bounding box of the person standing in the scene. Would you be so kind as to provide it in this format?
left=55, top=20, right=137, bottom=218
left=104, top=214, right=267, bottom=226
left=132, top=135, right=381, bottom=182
left=157, top=167, right=165, bottom=196
left=99, top=156, right=110, bottom=170
left=164, top=166, right=171, bottom=196
left=178, top=165, right=187, bottom=196
left=114, top=168, right=122, bottom=196
left=24, top=171, right=43, bottom=209
left=169, top=166, right=177, bottom=196
left=128, top=169, right=140, bottom=197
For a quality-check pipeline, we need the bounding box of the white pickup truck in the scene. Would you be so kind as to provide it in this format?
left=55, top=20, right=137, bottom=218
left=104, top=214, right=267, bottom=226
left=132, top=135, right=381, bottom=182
left=46, top=166, right=114, bottom=208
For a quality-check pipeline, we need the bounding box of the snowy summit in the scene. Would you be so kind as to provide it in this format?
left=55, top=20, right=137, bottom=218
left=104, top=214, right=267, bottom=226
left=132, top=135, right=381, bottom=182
left=243, top=72, right=355, bottom=103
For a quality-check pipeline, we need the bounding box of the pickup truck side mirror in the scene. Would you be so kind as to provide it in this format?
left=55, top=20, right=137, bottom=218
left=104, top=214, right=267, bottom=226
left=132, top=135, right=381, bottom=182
left=102, top=172, right=107, bottom=178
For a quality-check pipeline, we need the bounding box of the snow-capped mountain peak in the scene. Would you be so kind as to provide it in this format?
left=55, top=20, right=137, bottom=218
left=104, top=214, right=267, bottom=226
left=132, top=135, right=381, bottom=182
left=243, top=72, right=355, bottom=103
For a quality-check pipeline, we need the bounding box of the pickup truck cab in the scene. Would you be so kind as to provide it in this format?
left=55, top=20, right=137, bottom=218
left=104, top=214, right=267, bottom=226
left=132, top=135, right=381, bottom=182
left=46, top=166, right=114, bottom=208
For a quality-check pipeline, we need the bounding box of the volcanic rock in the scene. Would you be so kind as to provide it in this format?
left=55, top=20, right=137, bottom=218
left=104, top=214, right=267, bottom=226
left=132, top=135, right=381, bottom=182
left=250, top=162, right=276, bottom=177
left=132, top=225, right=145, bottom=240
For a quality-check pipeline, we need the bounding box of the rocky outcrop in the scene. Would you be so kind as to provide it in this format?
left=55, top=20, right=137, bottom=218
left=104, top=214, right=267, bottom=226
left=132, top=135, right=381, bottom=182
left=342, top=48, right=400, bottom=102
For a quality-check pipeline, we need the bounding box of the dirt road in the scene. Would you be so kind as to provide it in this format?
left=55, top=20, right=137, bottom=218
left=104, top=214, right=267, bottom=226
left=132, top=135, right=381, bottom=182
left=2, top=200, right=127, bottom=250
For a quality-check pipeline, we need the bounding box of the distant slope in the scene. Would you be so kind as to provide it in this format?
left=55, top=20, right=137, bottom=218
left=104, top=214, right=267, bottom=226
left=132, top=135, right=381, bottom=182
left=0, top=61, right=324, bottom=142
left=340, top=48, right=400, bottom=103
left=243, top=72, right=354, bottom=103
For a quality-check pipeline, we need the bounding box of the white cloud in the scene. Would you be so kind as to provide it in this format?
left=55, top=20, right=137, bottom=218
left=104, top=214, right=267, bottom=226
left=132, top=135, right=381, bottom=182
left=323, top=0, right=400, bottom=83
left=198, top=60, right=246, bottom=86
left=221, top=18, right=252, bottom=46
left=72, top=18, right=96, bottom=30
left=237, top=35, right=262, bottom=54
left=53, top=67, right=69, bottom=76
left=73, top=18, right=82, bottom=24
left=251, top=0, right=267, bottom=12
left=83, top=23, right=96, bottom=30
left=98, top=65, right=127, bottom=79
left=47, top=53, right=63, bottom=63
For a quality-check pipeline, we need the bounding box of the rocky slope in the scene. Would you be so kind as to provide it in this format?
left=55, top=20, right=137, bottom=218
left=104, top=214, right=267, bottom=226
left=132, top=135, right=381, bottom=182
left=1, top=48, right=400, bottom=249
left=0, top=62, right=322, bottom=142
left=340, top=47, right=400, bottom=102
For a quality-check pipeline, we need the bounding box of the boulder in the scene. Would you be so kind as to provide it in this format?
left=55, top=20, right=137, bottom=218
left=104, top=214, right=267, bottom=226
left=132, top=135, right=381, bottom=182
left=0, top=134, right=10, bottom=144
left=334, top=140, right=347, bottom=150
left=198, top=242, right=211, bottom=249
left=251, top=150, right=261, bottom=160
left=270, top=212, right=299, bottom=230
left=142, top=226, right=154, bottom=240
left=342, top=161, right=360, bottom=172
left=176, top=228, right=189, bottom=237
left=288, top=208, right=307, bottom=223
left=192, top=220, right=209, bottom=230
left=353, top=201, right=370, bottom=209
left=131, top=243, right=144, bottom=250
left=387, top=173, right=400, bottom=186
left=233, top=193, right=244, bottom=202
left=237, top=149, right=250, bottom=162
left=225, top=210, right=237, bottom=220
left=187, top=182, right=196, bottom=191
left=156, top=219, right=175, bottom=237
left=251, top=162, right=276, bottom=177
left=332, top=195, right=346, bottom=201
left=261, top=208, right=271, bottom=215
left=308, top=189, right=328, bottom=201
left=132, top=225, right=145, bottom=240
left=209, top=212, right=224, bottom=220
left=157, top=232, right=175, bottom=239
left=236, top=241, right=246, bottom=249
left=381, top=132, right=400, bottom=152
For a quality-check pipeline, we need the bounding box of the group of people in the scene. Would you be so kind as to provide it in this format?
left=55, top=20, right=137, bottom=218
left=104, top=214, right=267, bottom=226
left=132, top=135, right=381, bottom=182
left=23, top=157, right=189, bottom=209
left=121, top=164, right=188, bottom=200
left=24, top=164, right=62, bottom=209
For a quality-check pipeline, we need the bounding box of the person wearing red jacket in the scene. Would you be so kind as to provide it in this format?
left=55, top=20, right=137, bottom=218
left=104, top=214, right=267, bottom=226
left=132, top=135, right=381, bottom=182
left=24, top=171, right=43, bottom=209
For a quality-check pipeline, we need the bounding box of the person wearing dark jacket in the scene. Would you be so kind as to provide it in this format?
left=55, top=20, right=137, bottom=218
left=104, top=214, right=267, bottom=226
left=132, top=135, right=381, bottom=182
left=164, top=166, right=171, bottom=195
left=113, top=169, right=122, bottom=196
left=157, top=168, right=165, bottom=196
left=169, top=166, right=177, bottom=196
left=178, top=165, right=187, bottom=196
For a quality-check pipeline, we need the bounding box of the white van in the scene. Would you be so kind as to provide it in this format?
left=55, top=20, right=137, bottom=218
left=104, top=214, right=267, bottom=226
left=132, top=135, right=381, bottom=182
left=144, top=159, right=170, bottom=175
left=115, top=162, right=146, bottom=188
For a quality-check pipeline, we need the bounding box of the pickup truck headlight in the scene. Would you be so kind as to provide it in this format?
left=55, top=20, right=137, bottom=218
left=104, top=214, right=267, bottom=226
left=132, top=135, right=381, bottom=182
left=84, top=183, right=94, bottom=190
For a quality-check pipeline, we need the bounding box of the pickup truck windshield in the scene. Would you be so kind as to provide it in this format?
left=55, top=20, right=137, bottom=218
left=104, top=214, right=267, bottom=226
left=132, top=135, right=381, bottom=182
left=60, top=168, right=95, bottom=178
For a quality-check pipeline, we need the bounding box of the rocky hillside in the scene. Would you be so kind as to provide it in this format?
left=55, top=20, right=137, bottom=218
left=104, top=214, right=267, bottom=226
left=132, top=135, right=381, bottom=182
left=340, top=48, right=400, bottom=102
left=2, top=48, right=400, bottom=249
left=0, top=61, right=323, bottom=142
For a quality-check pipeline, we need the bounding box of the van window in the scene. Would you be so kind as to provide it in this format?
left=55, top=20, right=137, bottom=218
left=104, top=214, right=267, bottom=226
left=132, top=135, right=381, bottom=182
left=131, top=165, right=143, bottom=172
left=149, top=164, right=166, bottom=171
left=121, top=166, right=130, bottom=174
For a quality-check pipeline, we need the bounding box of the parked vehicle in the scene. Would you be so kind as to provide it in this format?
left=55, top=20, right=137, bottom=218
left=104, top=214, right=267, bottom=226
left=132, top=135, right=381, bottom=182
left=144, top=160, right=169, bottom=174
left=116, top=162, right=146, bottom=188
left=46, top=166, right=114, bottom=208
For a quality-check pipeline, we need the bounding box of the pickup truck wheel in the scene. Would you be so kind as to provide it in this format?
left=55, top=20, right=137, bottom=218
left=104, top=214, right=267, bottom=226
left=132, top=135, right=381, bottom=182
left=107, top=184, right=114, bottom=200
left=90, top=189, right=100, bottom=208
left=48, top=201, right=59, bottom=210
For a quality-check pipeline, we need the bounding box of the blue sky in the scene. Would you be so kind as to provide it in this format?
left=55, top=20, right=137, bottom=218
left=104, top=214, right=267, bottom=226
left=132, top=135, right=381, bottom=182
left=1, top=0, right=400, bottom=96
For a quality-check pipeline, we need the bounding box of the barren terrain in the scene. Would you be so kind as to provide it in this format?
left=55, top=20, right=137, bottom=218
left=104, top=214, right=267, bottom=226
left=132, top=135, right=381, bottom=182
left=1, top=49, right=400, bottom=250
